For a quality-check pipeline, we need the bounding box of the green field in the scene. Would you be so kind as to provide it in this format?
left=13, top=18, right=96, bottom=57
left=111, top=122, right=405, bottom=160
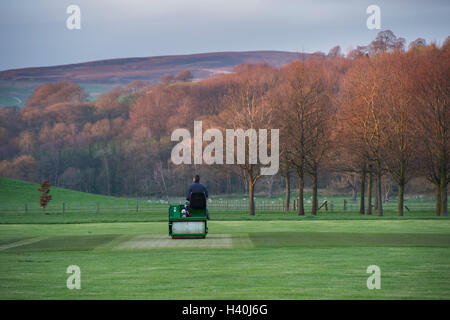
left=0, top=178, right=127, bottom=203
left=0, top=178, right=449, bottom=299
left=0, top=220, right=449, bottom=299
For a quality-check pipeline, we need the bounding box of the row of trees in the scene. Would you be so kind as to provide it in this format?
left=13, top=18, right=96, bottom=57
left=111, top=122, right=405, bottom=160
left=0, top=31, right=448, bottom=216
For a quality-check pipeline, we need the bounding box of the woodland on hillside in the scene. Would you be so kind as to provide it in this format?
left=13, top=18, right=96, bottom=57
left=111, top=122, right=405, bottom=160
left=0, top=31, right=448, bottom=216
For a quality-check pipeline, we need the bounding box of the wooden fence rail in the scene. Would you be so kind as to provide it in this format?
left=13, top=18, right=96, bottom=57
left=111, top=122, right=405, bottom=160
left=0, top=199, right=436, bottom=214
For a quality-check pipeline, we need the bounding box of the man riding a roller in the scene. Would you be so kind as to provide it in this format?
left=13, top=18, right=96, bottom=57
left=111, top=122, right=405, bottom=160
left=185, top=174, right=210, bottom=220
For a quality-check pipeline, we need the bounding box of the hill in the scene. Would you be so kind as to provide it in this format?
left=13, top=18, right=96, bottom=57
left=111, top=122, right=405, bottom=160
left=0, top=51, right=303, bottom=83
left=0, top=177, right=126, bottom=203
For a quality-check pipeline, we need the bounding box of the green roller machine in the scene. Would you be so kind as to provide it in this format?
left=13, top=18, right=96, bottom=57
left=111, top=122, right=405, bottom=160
left=168, top=192, right=208, bottom=239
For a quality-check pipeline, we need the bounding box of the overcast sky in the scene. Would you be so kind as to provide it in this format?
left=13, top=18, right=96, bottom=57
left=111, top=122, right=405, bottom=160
left=0, top=0, right=449, bottom=70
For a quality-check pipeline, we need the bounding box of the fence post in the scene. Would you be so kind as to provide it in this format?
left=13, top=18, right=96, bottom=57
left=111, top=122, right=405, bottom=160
left=62, top=202, right=65, bottom=214
left=25, top=203, right=28, bottom=214
left=136, top=200, right=139, bottom=212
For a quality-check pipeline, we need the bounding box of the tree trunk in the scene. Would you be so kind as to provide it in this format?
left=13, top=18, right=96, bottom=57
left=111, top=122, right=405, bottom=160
left=440, top=151, right=448, bottom=216
left=54, top=148, right=62, bottom=187
left=436, top=184, right=442, bottom=216
left=366, top=174, right=372, bottom=215
left=267, top=175, right=275, bottom=199
left=352, top=187, right=357, bottom=203
left=384, top=187, right=390, bottom=203
left=376, top=163, right=383, bottom=216
left=103, top=155, right=111, bottom=196
left=248, top=179, right=255, bottom=216
left=284, top=173, right=290, bottom=211
left=360, top=170, right=365, bottom=214
left=398, top=181, right=404, bottom=216
left=441, top=180, right=448, bottom=217
left=311, top=168, right=318, bottom=215
left=298, top=170, right=305, bottom=216
left=374, top=176, right=379, bottom=211
left=157, top=162, right=168, bottom=201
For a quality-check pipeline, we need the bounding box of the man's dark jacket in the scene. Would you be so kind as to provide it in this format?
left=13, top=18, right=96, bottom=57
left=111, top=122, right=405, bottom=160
left=186, top=182, right=209, bottom=200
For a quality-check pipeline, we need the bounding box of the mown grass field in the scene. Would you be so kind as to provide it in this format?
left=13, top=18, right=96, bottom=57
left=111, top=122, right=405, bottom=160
left=0, top=178, right=449, bottom=299
left=0, top=220, right=449, bottom=299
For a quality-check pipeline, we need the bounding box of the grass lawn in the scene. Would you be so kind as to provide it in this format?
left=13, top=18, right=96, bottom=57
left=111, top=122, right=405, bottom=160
left=1, top=178, right=448, bottom=299
left=0, top=220, right=449, bottom=299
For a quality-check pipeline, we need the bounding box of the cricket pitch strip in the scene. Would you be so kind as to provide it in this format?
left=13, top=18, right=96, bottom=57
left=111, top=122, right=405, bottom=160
left=113, top=234, right=253, bottom=250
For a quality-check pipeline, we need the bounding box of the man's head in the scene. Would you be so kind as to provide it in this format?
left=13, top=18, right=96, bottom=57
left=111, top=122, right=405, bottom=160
left=193, top=175, right=200, bottom=183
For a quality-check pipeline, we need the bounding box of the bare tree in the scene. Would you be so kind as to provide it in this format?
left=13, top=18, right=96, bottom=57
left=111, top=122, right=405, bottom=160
left=277, top=60, right=332, bottom=215
left=215, top=64, right=277, bottom=215
left=381, top=52, right=417, bottom=216
left=412, top=46, right=449, bottom=216
left=340, top=57, right=387, bottom=216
